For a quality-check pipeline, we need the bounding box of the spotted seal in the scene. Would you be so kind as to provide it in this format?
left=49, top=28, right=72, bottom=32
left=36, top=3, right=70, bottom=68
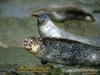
left=22, top=37, right=100, bottom=66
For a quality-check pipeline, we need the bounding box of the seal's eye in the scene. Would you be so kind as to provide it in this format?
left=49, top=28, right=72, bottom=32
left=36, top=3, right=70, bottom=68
left=38, top=15, right=49, bottom=23
left=44, top=16, right=47, bottom=19
left=30, top=40, right=33, bottom=44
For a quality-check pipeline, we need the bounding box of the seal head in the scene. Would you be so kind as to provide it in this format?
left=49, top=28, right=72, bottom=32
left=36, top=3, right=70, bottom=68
left=22, top=37, right=42, bottom=54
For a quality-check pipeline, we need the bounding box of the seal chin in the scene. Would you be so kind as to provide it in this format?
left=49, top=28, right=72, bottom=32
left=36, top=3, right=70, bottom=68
left=31, top=44, right=40, bottom=54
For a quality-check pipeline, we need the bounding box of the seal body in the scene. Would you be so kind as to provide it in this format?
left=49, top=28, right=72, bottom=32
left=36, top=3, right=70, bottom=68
left=38, top=17, right=89, bottom=44
left=35, top=14, right=90, bottom=45
left=23, top=37, right=100, bottom=66
left=33, top=7, right=95, bottom=22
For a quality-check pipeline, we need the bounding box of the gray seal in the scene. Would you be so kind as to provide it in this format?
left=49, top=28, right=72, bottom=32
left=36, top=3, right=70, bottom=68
left=33, top=13, right=100, bottom=47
